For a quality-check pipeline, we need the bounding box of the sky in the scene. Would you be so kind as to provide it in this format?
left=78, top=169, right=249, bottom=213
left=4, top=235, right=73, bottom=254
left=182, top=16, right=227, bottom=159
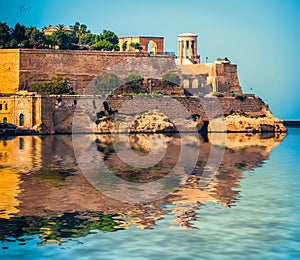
left=1, top=0, right=300, bottom=119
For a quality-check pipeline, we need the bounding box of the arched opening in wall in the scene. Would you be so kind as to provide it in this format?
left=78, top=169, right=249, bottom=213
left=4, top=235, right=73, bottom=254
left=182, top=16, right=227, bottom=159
left=192, top=79, right=199, bottom=88
left=148, top=40, right=157, bottom=54
left=3, top=117, right=7, bottom=124
left=183, top=79, right=190, bottom=88
left=19, top=114, right=24, bottom=126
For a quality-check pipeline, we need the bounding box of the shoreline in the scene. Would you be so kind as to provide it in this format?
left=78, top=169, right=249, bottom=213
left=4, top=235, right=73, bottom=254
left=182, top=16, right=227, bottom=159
left=0, top=129, right=293, bottom=138
left=283, top=120, right=300, bottom=127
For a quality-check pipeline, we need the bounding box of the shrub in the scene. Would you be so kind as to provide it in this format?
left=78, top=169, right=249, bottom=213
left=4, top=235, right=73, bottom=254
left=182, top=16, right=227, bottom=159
left=94, top=72, right=119, bottom=94
left=212, top=92, right=224, bottom=97
left=31, top=76, right=74, bottom=94
left=235, top=94, right=247, bottom=101
left=162, top=72, right=180, bottom=86
left=125, top=74, right=144, bottom=87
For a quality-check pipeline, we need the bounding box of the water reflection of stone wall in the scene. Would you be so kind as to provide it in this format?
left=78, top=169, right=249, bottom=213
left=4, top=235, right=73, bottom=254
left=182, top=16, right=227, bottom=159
left=0, top=132, right=285, bottom=231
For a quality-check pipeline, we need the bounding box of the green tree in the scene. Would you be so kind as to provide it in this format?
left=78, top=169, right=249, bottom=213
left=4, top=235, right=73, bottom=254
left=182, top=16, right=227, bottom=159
left=125, top=74, right=144, bottom=87
left=12, top=23, right=27, bottom=46
left=92, top=39, right=114, bottom=51
left=25, top=27, right=46, bottom=48
left=100, top=30, right=118, bottom=45
left=70, top=22, right=90, bottom=41
left=44, top=35, right=53, bottom=48
left=130, top=42, right=143, bottom=52
left=162, top=72, right=180, bottom=86
left=99, top=29, right=119, bottom=51
left=31, top=76, right=74, bottom=94
left=79, top=32, right=94, bottom=46
left=94, top=72, right=119, bottom=94
left=52, top=30, right=76, bottom=49
left=122, top=41, right=127, bottom=51
left=0, top=22, right=12, bottom=48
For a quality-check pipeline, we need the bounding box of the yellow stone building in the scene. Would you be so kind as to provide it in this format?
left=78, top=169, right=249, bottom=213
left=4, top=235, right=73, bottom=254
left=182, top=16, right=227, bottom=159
left=118, top=36, right=164, bottom=54
left=0, top=92, right=43, bottom=127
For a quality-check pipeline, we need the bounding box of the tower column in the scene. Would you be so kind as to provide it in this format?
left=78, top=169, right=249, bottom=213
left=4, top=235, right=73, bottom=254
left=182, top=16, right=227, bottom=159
left=189, top=40, right=193, bottom=58
left=183, top=40, right=187, bottom=58
left=177, top=33, right=199, bottom=63
left=194, top=40, right=197, bottom=59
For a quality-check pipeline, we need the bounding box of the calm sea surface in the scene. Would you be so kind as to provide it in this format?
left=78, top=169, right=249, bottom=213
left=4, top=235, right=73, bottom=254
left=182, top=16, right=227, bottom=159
left=0, top=128, right=300, bottom=259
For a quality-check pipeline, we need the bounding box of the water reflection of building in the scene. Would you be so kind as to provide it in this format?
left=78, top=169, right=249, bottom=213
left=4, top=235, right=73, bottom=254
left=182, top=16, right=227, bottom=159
left=0, top=136, right=42, bottom=172
left=0, top=168, right=21, bottom=219
left=0, top=136, right=43, bottom=218
left=0, top=132, right=286, bottom=230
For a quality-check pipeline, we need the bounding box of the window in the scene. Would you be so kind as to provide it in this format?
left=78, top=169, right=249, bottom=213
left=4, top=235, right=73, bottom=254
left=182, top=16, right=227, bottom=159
left=183, top=79, right=190, bottom=88
left=0, top=104, right=2, bottom=110
left=192, top=79, right=199, bottom=89
left=3, top=117, right=7, bottom=124
left=5, top=104, right=8, bottom=110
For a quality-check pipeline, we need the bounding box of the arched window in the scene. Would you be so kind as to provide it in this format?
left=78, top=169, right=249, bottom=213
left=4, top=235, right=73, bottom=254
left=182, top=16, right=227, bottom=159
left=183, top=79, right=190, bottom=88
left=192, top=79, right=199, bottom=89
left=19, top=114, right=24, bottom=126
left=3, top=117, right=7, bottom=124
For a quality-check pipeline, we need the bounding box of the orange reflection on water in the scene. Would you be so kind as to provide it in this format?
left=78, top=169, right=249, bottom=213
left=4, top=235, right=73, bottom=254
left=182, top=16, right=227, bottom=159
left=0, top=168, right=21, bottom=219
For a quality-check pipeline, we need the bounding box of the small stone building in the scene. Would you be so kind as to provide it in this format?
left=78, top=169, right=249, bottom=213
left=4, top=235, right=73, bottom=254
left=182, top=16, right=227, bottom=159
left=118, top=36, right=164, bottom=54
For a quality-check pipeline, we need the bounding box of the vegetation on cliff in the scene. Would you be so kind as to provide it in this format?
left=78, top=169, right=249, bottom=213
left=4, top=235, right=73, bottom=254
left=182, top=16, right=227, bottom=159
left=0, top=22, right=119, bottom=51
left=162, top=72, right=180, bottom=86
left=31, top=76, right=74, bottom=94
left=94, top=72, right=120, bottom=94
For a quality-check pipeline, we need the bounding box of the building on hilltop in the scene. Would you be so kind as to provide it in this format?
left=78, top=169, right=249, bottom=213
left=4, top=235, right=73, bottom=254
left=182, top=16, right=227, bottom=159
left=43, top=26, right=74, bottom=36
left=118, top=36, right=164, bottom=54
left=176, top=33, right=200, bottom=65
left=175, top=32, right=242, bottom=96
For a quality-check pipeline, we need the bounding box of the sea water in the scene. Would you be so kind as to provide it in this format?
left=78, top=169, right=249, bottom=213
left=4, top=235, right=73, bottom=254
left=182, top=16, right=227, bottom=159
left=0, top=128, right=299, bottom=259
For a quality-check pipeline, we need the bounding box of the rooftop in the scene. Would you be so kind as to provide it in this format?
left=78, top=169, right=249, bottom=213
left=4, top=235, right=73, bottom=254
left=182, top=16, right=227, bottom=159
left=178, top=33, right=198, bottom=37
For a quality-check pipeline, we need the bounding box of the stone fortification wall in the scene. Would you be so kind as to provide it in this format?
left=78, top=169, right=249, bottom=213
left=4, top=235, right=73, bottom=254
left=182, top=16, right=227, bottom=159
left=40, top=95, right=267, bottom=133
left=0, top=49, right=176, bottom=95
left=177, top=62, right=242, bottom=95
left=18, top=49, right=156, bottom=94
left=0, top=49, right=20, bottom=94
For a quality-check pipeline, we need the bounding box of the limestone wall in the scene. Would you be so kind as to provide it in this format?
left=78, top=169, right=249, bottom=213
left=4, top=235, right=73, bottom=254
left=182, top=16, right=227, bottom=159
left=0, top=49, right=20, bottom=94
left=0, top=92, right=268, bottom=132
left=177, top=63, right=242, bottom=95
left=0, top=93, right=42, bottom=128
left=18, top=49, right=158, bottom=94
left=36, top=95, right=267, bottom=133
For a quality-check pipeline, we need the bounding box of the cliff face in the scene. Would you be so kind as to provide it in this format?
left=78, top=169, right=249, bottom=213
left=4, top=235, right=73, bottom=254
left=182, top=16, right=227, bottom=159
left=34, top=95, right=286, bottom=134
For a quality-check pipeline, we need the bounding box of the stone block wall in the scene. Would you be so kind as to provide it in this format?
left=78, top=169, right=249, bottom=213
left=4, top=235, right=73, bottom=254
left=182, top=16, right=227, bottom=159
left=0, top=94, right=42, bottom=128
left=18, top=50, right=153, bottom=94
left=177, top=62, right=242, bottom=95
left=1, top=93, right=268, bottom=132
left=0, top=49, right=20, bottom=94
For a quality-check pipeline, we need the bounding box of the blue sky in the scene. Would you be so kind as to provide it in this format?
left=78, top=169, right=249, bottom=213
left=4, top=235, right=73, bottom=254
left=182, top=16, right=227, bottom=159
left=1, top=0, right=300, bottom=119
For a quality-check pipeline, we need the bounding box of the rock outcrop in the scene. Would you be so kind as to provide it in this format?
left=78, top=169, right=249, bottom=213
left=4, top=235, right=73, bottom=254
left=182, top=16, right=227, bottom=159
left=93, top=110, right=177, bottom=133
left=130, top=111, right=176, bottom=132
left=208, top=110, right=287, bottom=133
